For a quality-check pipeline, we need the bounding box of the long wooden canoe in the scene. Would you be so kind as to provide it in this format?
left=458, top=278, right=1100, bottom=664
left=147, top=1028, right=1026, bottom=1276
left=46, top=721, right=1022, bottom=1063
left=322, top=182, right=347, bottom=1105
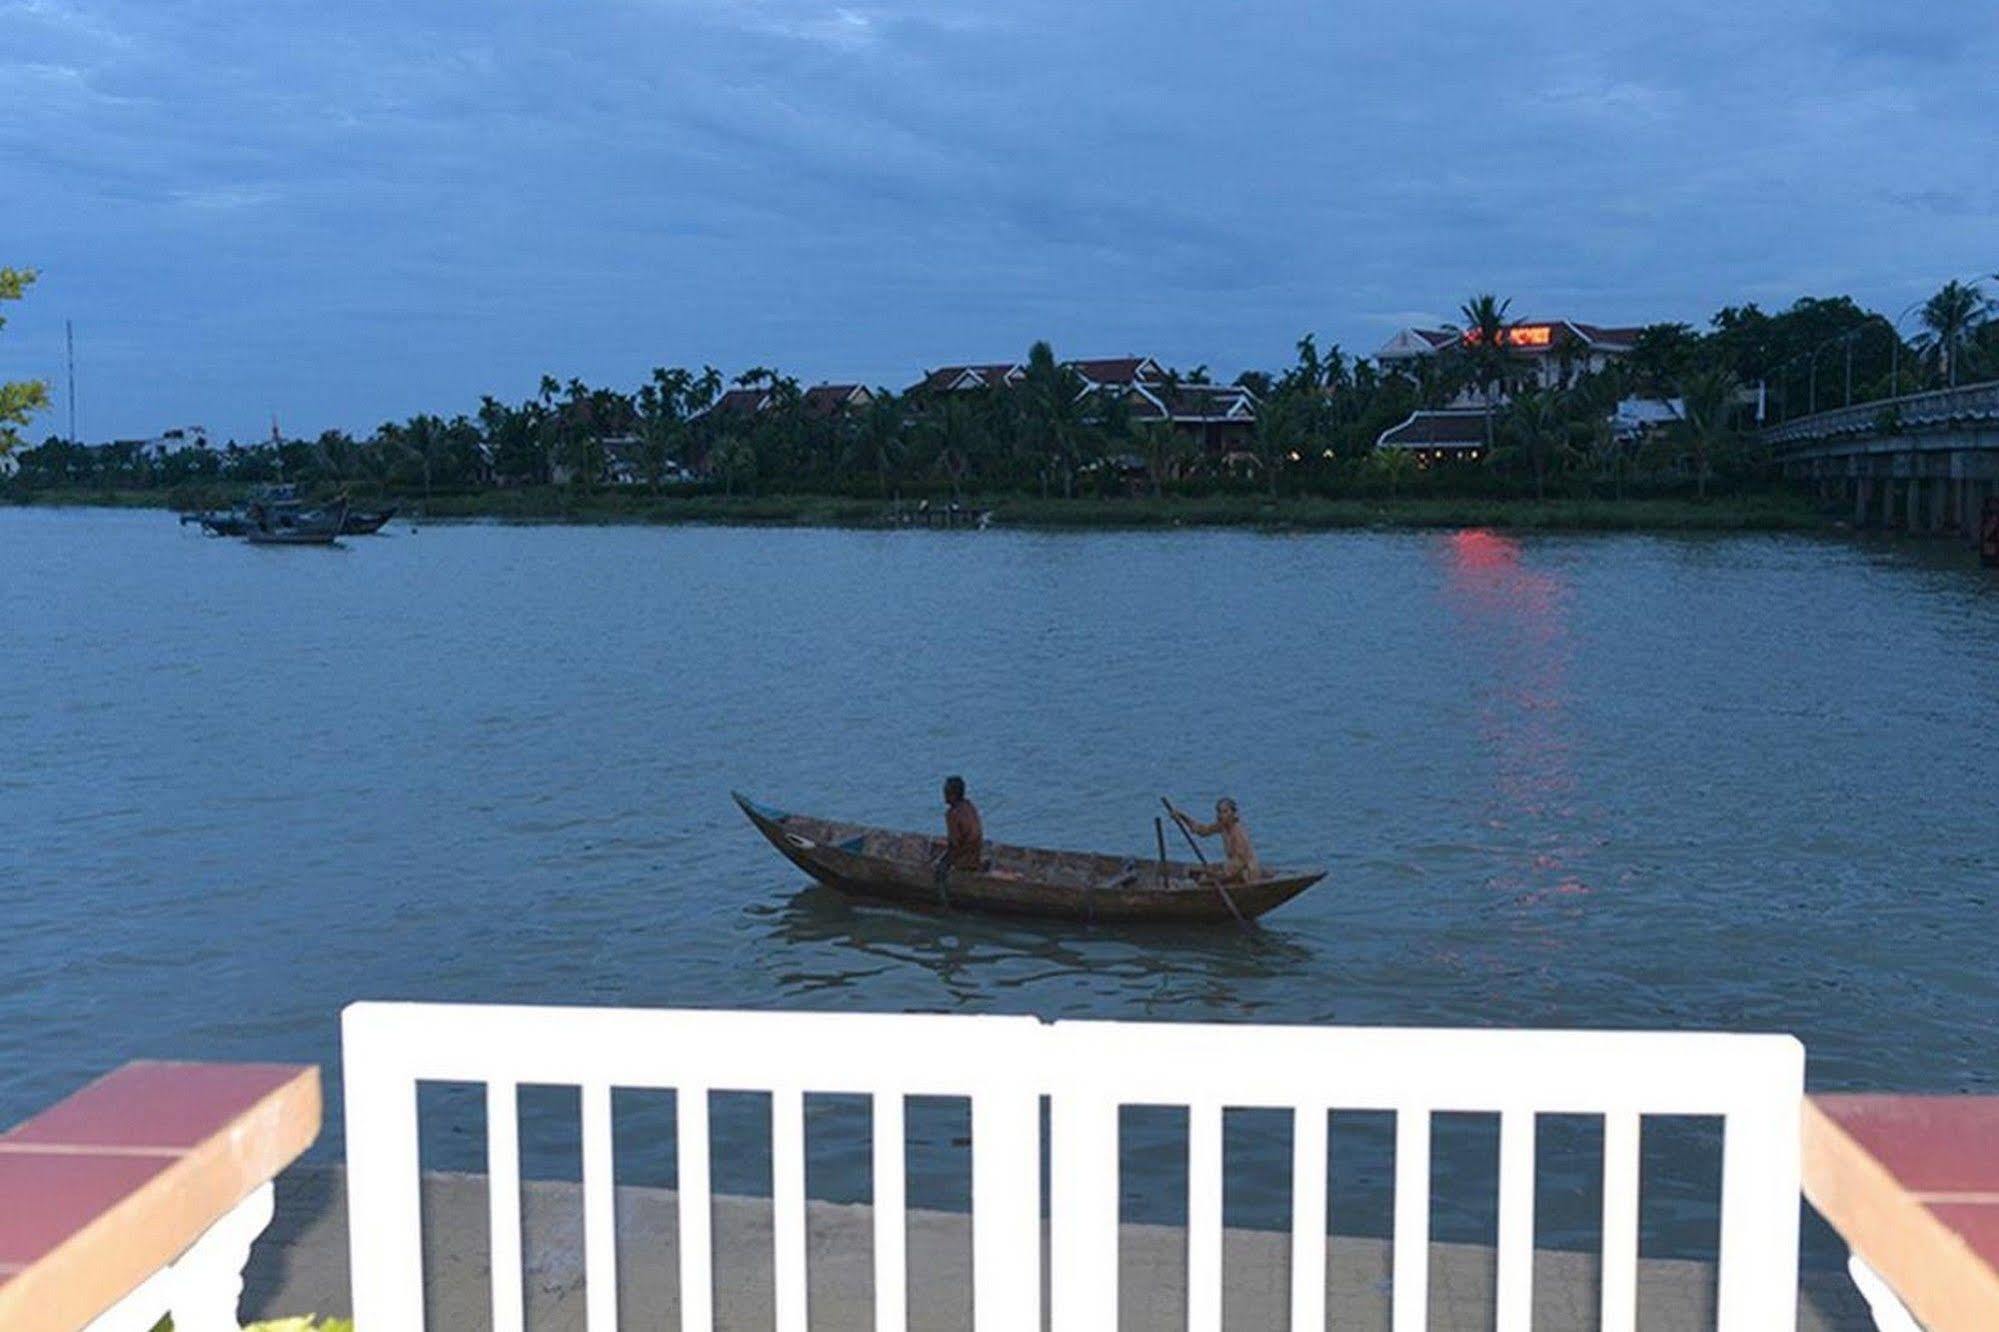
left=734, top=792, right=1326, bottom=924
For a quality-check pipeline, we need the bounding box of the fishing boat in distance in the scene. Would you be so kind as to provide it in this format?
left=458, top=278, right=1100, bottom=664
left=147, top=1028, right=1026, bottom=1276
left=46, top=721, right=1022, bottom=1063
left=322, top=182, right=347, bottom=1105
left=733, top=792, right=1326, bottom=923
left=243, top=495, right=348, bottom=546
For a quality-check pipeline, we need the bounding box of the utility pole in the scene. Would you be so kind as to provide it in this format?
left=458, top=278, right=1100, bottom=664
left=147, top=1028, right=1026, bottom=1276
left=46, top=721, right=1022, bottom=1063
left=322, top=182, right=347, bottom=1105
left=65, top=320, right=76, bottom=443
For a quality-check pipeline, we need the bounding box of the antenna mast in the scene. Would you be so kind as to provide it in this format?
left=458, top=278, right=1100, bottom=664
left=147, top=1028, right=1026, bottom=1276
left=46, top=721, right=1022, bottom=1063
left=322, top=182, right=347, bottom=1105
left=65, top=320, right=76, bottom=443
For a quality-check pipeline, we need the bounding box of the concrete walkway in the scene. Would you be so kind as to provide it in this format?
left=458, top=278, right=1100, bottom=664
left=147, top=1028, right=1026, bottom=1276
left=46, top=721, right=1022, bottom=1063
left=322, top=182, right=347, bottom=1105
left=243, top=1168, right=1873, bottom=1330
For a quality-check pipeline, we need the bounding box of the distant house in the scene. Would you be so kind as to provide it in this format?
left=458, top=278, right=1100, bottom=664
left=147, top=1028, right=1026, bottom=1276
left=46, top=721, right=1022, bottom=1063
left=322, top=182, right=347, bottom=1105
left=98, top=426, right=212, bottom=462
left=1614, top=396, right=1685, bottom=443
left=596, top=436, right=697, bottom=487
left=1375, top=320, right=1643, bottom=405
left=911, top=355, right=1257, bottom=451
left=707, top=387, right=774, bottom=418
left=800, top=383, right=874, bottom=418
left=909, top=363, right=1025, bottom=394
left=1106, top=379, right=1259, bottom=453
left=1066, top=356, right=1166, bottom=389
left=1374, top=408, right=1490, bottom=462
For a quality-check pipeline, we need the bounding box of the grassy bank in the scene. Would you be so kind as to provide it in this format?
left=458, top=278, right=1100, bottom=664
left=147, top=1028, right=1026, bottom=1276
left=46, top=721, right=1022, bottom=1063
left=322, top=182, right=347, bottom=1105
left=4, top=485, right=1835, bottom=532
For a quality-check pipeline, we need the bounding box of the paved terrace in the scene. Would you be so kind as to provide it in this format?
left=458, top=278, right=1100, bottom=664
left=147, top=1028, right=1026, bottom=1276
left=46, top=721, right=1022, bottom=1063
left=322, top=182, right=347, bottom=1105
left=243, top=1166, right=1878, bottom=1331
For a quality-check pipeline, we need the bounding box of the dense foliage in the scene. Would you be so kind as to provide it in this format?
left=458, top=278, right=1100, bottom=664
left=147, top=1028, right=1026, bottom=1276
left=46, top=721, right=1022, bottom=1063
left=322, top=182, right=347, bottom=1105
left=9, top=281, right=1996, bottom=506
left=1, top=267, right=51, bottom=457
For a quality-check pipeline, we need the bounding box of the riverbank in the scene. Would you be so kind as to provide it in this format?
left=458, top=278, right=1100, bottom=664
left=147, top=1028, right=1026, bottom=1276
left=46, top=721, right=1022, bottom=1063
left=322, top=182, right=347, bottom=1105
left=4, top=486, right=1835, bottom=532
left=245, top=1167, right=1873, bottom=1329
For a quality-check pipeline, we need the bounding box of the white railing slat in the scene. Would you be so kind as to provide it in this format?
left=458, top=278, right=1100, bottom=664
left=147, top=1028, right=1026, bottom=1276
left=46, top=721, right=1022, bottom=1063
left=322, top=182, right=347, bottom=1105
left=1391, top=1109, right=1430, bottom=1332
left=1050, top=1091, right=1119, bottom=1332
left=1288, top=1106, right=1326, bottom=1332
left=773, top=1086, right=808, bottom=1332
left=1716, top=1052, right=1804, bottom=1332
left=342, top=1006, right=426, bottom=1331
left=677, top=1085, right=714, bottom=1332
left=1600, top=1110, right=1640, bottom=1332
left=581, top=1082, right=618, bottom=1332
left=1494, top=1109, right=1535, bottom=1332
left=872, top=1092, right=907, bottom=1332
left=1187, top=1101, right=1223, bottom=1332
left=971, top=1088, right=1042, bottom=1332
left=485, top=1080, right=525, bottom=1332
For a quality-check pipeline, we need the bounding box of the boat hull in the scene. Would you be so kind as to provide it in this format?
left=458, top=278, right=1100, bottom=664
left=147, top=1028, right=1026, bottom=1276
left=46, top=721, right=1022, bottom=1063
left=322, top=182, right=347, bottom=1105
left=734, top=793, right=1324, bottom=924
left=341, top=507, right=397, bottom=535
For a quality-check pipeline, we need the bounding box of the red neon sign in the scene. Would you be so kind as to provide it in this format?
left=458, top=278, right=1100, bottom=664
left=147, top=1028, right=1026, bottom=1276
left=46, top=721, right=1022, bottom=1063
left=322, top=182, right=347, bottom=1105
left=1463, top=324, right=1555, bottom=348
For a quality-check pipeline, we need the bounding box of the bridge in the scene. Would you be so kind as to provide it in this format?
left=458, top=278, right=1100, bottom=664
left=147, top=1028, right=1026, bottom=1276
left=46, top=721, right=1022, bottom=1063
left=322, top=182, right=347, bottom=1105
left=1765, top=380, right=1999, bottom=542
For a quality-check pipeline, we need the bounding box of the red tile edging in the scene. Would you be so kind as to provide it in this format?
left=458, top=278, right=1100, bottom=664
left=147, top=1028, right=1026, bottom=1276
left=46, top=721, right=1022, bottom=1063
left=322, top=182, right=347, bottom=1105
left=0, top=1060, right=320, bottom=1332
left=1804, top=1093, right=1999, bottom=1332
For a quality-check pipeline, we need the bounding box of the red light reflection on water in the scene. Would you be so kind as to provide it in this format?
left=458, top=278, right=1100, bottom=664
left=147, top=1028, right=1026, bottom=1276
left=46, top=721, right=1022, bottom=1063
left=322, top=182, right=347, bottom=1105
left=1437, top=529, right=1594, bottom=911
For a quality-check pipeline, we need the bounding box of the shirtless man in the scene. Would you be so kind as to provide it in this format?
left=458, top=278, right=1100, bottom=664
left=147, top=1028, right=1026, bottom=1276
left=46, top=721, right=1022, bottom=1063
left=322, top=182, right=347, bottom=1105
left=1167, top=797, right=1261, bottom=884
left=937, top=775, right=984, bottom=876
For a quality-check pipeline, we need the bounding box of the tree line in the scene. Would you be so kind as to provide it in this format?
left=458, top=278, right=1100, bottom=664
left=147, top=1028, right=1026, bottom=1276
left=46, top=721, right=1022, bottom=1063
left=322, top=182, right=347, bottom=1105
left=7, top=276, right=1996, bottom=504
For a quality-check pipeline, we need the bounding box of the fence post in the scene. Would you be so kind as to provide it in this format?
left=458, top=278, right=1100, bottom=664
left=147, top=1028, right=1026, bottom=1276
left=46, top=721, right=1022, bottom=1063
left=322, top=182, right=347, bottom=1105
left=343, top=1003, right=427, bottom=1331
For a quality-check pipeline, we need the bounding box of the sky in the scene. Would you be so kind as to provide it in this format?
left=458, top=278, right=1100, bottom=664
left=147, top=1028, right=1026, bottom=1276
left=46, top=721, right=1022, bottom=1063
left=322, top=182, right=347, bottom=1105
left=5, top=0, right=1998, bottom=443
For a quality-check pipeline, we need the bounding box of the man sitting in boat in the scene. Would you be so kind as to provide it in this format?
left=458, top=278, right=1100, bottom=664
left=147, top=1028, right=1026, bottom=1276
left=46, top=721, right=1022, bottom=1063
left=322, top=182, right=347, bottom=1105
left=937, top=775, right=984, bottom=876
left=1168, top=797, right=1261, bottom=884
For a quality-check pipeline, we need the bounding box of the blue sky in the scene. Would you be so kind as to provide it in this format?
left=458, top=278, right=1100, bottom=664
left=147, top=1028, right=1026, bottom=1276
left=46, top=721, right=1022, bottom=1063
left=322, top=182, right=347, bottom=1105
left=6, top=0, right=1997, bottom=442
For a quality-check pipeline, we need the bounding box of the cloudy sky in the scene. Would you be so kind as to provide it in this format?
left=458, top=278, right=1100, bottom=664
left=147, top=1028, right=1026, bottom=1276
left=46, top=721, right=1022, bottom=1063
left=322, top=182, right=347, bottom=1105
left=6, top=0, right=1997, bottom=441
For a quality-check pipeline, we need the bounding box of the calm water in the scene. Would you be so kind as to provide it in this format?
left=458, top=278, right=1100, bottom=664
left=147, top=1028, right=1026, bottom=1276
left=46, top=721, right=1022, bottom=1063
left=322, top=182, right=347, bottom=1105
left=4, top=507, right=1996, bottom=1260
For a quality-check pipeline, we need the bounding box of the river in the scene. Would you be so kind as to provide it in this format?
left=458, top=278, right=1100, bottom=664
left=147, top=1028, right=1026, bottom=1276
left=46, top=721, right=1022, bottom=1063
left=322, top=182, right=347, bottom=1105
left=4, top=507, right=1995, bottom=1260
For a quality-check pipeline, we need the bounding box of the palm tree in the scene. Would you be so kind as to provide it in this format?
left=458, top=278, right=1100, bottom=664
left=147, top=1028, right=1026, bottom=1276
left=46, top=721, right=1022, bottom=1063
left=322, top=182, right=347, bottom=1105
left=1367, top=445, right=1416, bottom=498
left=1674, top=367, right=1740, bottom=500
left=1135, top=420, right=1189, bottom=499
left=919, top=398, right=985, bottom=502
left=1249, top=393, right=1301, bottom=498
left=850, top=391, right=907, bottom=496
left=309, top=430, right=361, bottom=488
left=1916, top=280, right=1992, bottom=388
left=394, top=413, right=455, bottom=502
left=1567, top=367, right=1629, bottom=500
left=1020, top=341, right=1087, bottom=498
left=1458, top=293, right=1517, bottom=453
left=710, top=434, right=757, bottom=497
left=1501, top=387, right=1568, bottom=501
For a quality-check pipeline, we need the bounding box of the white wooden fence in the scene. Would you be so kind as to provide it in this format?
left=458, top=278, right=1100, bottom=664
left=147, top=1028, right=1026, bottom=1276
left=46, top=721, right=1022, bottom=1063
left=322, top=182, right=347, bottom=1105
left=343, top=1003, right=1804, bottom=1331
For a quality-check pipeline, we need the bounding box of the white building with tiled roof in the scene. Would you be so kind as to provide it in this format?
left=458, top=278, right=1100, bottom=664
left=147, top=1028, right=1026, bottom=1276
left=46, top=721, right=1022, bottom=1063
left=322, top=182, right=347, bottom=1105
left=1377, top=319, right=1643, bottom=403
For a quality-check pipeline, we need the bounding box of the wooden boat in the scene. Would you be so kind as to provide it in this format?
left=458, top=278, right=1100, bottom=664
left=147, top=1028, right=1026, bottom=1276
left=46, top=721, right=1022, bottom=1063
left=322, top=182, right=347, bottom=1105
left=186, top=510, right=249, bottom=536
left=244, top=498, right=348, bottom=546
left=734, top=792, right=1326, bottom=924
left=341, top=506, right=398, bottom=535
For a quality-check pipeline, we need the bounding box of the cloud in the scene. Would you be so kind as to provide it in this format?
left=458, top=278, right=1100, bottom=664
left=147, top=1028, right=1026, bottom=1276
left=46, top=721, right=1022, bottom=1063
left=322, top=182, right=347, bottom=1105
left=6, top=0, right=1999, bottom=439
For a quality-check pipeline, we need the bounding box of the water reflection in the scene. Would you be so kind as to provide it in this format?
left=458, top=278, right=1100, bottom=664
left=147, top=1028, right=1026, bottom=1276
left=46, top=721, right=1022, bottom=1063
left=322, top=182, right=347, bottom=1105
left=1436, top=530, right=1592, bottom=912
left=751, top=883, right=1319, bottom=1012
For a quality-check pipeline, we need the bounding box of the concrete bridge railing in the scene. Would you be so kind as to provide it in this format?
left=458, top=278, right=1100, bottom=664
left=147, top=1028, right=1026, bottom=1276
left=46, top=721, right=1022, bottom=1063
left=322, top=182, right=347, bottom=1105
left=1762, top=381, right=1999, bottom=542
left=1764, top=380, right=1999, bottom=453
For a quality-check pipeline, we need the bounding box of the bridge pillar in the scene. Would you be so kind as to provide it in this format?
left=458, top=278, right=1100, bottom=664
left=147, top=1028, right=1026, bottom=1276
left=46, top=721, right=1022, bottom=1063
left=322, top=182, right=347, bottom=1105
left=1854, top=477, right=1872, bottom=526
left=1928, top=475, right=1948, bottom=533
left=1907, top=475, right=1923, bottom=532
left=1880, top=476, right=1897, bottom=529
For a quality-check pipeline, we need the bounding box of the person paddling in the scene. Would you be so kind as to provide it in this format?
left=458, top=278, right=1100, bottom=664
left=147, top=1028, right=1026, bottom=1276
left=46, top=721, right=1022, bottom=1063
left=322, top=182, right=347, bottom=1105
left=1166, top=796, right=1261, bottom=884
left=936, top=775, right=984, bottom=879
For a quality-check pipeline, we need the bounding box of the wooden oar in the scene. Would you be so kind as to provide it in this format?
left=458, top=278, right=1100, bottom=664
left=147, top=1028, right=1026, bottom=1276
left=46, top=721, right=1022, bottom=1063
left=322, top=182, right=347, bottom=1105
left=1161, top=796, right=1249, bottom=928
